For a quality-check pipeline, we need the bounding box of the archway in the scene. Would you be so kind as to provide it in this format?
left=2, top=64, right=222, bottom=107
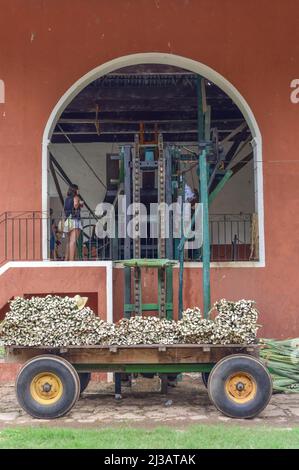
left=42, top=53, right=264, bottom=266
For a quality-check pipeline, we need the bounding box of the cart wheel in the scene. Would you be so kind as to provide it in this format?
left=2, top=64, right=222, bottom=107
left=208, top=354, right=272, bottom=419
left=16, top=355, right=80, bottom=419
left=201, top=372, right=210, bottom=388
left=78, top=372, right=91, bottom=394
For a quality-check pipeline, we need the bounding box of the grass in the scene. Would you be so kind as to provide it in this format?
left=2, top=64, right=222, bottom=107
left=0, top=334, right=4, bottom=358
left=0, top=425, right=298, bottom=449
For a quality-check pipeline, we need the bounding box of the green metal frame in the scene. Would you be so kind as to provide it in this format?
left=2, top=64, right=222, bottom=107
left=74, top=363, right=214, bottom=373
left=122, top=259, right=175, bottom=268
left=177, top=76, right=213, bottom=317
left=178, top=177, right=185, bottom=317
left=197, top=76, right=205, bottom=140
left=122, top=259, right=175, bottom=319
left=209, top=170, right=233, bottom=206
left=165, top=265, right=173, bottom=320
left=199, top=149, right=211, bottom=317
left=124, top=302, right=173, bottom=312
left=118, top=98, right=232, bottom=321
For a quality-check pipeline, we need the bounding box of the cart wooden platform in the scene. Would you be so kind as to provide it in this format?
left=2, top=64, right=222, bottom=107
left=5, top=343, right=272, bottom=420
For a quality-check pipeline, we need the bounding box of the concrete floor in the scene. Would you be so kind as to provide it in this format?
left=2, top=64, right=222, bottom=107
left=0, top=374, right=298, bottom=428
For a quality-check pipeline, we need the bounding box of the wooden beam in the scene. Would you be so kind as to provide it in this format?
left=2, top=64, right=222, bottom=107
left=51, top=132, right=201, bottom=144
left=227, top=137, right=251, bottom=166
left=230, top=152, right=253, bottom=175
left=61, top=110, right=245, bottom=125
left=220, top=122, right=247, bottom=145
left=223, top=129, right=249, bottom=164
left=5, top=344, right=259, bottom=365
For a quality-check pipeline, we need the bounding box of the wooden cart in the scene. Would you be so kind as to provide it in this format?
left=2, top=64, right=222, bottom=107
left=5, top=343, right=272, bottom=420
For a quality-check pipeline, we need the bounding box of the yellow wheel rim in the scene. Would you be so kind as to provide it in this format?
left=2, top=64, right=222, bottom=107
left=30, top=372, right=63, bottom=405
left=225, top=372, right=257, bottom=404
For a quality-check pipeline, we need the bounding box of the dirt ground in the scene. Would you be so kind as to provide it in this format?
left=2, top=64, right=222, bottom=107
left=0, top=374, right=298, bottom=428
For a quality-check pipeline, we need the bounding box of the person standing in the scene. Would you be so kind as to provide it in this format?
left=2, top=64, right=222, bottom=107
left=64, top=184, right=83, bottom=261
left=183, top=183, right=199, bottom=260
left=49, top=208, right=57, bottom=260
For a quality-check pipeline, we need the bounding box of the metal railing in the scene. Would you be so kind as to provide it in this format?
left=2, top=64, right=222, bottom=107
left=0, top=211, right=44, bottom=263
left=0, top=211, right=256, bottom=263
left=190, top=213, right=253, bottom=262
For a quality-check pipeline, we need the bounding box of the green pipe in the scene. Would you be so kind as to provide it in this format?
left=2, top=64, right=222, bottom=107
left=179, top=250, right=184, bottom=318
left=177, top=203, right=201, bottom=252
left=197, top=76, right=204, bottom=141
left=166, top=266, right=173, bottom=320
left=209, top=170, right=233, bottom=206
left=75, top=363, right=214, bottom=373
left=178, top=179, right=185, bottom=318
left=119, top=146, right=125, bottom=183
left=200, top=149, right=211, bottom=317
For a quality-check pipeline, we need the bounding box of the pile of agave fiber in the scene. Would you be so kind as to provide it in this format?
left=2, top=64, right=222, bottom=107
left=260, top=338, right=299, bottom=393
left=0, top=295, right=259, bottom=347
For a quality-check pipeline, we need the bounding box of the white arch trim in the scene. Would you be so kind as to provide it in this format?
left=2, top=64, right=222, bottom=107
left=42, top=52, right=265, bottom=266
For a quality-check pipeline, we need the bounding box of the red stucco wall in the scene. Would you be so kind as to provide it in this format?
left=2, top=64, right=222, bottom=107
left=113, top=266, right=297, bottom=339
left=0, top=1, right=299, bottom=337
left=0, top=266, right=107, bottom=320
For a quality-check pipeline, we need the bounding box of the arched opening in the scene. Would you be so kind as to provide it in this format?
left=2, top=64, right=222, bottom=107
left=42, top=53, right=264, bottom=266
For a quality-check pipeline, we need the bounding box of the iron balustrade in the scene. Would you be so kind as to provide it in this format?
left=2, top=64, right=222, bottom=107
left=0, top=211, right=256, bottom=263
left=0, top=211, right=44, bottom=263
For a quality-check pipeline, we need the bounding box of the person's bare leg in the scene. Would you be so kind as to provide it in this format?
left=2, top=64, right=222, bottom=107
left=65, top=234, right=70, bottom=261
left=75, top=229, right=81, bottom=259
left=69, top=229, right=80, bottom=261
left=74, top=229, right=81, bottom=260
left=69, top=230, right=76, bottom=261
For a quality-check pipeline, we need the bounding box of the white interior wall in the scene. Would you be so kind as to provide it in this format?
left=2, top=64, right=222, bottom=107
left=184, top=141, right=255, bottom=214
left=210, top=161, right=254, bottom=214
left=49, top=143, right=111, bottom=213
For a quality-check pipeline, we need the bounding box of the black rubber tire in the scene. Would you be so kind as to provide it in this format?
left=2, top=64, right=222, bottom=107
left=201, top=372, right=210, bottom=388
left=16, top=355, right=80, bottom=419
left=78, top=372, right=91, bottom=394
left=207, top=354, right=272, bottom=419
